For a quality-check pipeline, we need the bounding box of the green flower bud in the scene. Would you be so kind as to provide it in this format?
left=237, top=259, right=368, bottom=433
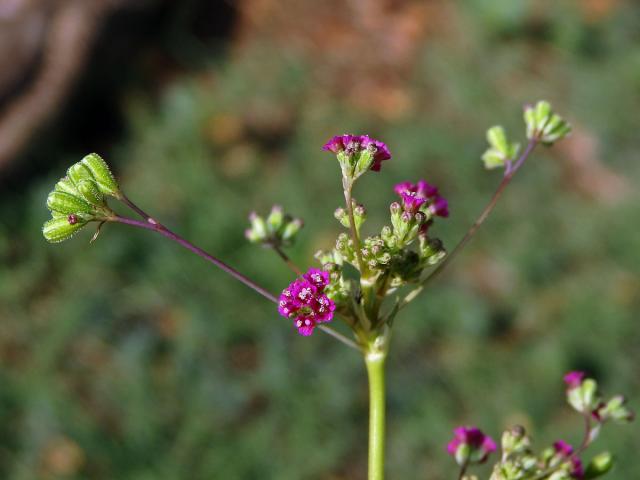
left=42, top=215, right=87, bottom=243
left=266, top=205, right=284, bottom=232
left=584, top=452, right=614, bottom=479
left=76, top=179, right=104, bottom=206
left=567, top=378, right=599, bottom=414
left=81, top=153, right=120, bottom=196
left=353, top=203, right=366, bottom=230
left=55, top=176, right=80, bottom=195
left=524, top=101, right=571, bottom=145
left=334, top=207, right=350, bottom=228
left=47, top=191, right=93, bottom=215
left=67, top=162, right=95, bottom=188
left=281, top=218, right=303, bottom=243
left=595, top=395, right=635, bottom=423
left=482, top=126, right=520, bottom=170
left=501, top=425, right=530, bottom=456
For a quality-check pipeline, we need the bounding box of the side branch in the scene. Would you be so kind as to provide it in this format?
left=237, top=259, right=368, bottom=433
left=399, top=139, right=538, bottom=309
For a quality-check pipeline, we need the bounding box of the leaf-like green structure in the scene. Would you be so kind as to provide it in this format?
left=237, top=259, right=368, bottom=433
left=42, top=216, right=87, bottom=243
left=46, top=191, right=93, bottom=215
left=81, top=153, right=120, bottom=196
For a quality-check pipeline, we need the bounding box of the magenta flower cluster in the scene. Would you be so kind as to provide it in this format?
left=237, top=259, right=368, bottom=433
left=323, top=134, right=391, bottom=171
left=394, top=180, right=449, bottom=218
left=553, top=440, right=584, bottom=478
left=278, top=268, right=336, bottom=336
left=563, top=371, right=585, bottom=389
left=446, top=426, right=496, bottom=463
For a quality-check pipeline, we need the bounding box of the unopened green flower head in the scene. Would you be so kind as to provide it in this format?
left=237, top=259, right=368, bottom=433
left=43, top=153, right=119, bottom=243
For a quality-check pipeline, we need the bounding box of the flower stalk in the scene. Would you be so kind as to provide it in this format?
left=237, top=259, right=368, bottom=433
left=365, top=348, right=387, bottom=480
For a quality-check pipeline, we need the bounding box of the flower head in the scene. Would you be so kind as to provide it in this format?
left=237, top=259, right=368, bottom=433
left=564, top=371, right=585, bottom=390
left=323, top=134, right=391, bottom=172
left=553, top=440, right=583, bottom=478
left=278, top=269, right=336, bottom=336
left=447, top=426, right=496, bottom=465
left=394, top=180, right=448, bottom=217
left=553, top=440, right=574, bottom=457
left=570, top=457, right=584, bottom=479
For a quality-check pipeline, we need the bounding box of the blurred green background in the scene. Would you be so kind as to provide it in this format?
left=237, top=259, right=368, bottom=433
left=0, top=1, right=639, bottom=478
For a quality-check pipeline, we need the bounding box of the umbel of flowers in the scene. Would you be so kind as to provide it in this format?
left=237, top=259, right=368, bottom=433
left=42, top=101, right=633, bottom=480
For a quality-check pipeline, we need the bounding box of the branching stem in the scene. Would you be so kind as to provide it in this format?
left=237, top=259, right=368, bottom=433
left=398, top=139, right=538, bottom=309
left=111, top=197, right=359, bottom=350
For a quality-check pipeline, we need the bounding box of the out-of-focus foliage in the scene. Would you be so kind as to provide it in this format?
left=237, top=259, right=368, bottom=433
left=1, top=1, right=639, bottom=479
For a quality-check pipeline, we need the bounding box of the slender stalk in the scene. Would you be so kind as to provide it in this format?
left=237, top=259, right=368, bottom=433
left=111, top=209, right=360, bottom=350
left=365, top=351, right=387, bottom=480
left=318, top=325, right=360, bottom=350
left=343, top=180, right=366, bottom=274
left=112, top=215, right=279, bottom=303
left=398, top=139, right=538, bottom=309
left=272, top=245, right=303, bottom=276
left=457, top=459, right=469, bottom=480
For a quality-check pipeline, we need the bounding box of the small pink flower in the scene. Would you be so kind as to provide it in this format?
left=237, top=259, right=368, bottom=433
left=564, top=371, right=585, bottom=389
left=278, top=269, right=336, bottom=336
left=570, top=457, right=584, bottom=479
left=394, top=180, right=449, bottom=218
left=553, top=440, right=574, bottom=457
left=446, top=426, right=496, bottom=463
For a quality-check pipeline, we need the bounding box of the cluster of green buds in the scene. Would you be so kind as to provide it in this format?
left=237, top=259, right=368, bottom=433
left=524, top=100, right=572, bottom=145
left=484, top=372, right=634, bottom=480
left=43, top=154, right=120, bottom=243
left=245, top=205, right=303, bottom=248
left=482, top=101, right=571, bottom=173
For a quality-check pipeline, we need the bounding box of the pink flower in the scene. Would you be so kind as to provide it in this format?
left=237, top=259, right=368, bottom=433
left=278, top=270, right=336, bottom=336
left=394, top=180, right=449, bottom=217
left=564, top=371, right=585, bottom=389
left=553, top=440, right=583, bottom=479
left=553, top=440, right=574, bottom=457
left=323, top=134, right=391, bottom=172
left=447, top=426, right=496, bottom=463
left=570, top=457, right=584, bottom=479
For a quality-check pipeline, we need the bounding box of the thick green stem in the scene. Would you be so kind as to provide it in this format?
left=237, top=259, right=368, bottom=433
left=365, top=350, right=387, bottom=480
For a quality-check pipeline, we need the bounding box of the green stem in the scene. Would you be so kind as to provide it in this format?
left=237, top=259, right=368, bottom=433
left=343, top=180, right=366, bottom=274
left=365, top=350, right=387, bottom=480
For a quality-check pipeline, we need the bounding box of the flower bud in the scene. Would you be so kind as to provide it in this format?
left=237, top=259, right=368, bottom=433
left=55, top=176, right=80, bottom=195
left=77, top=179, right=104, bottom=206
left=67, top=162, right=94, bottom=188
left=47, top=191, right=93, bottom=215
left=447, top=427, right=496, bottom=466
left=81, top=153, right=120, bottom=196
left=334, top=207, right=350, bottom=228
left=524, top=101, right=571, bottom=145
left=501, top=425, right=530, bottom=456
left=266, top=205, right=284, bottom=231
left=281, top=218, right=303, bottom=243
left=42, top=215, right=87, bottom=243
left=482, top=125, right=520, bottom=170
left=584, top=452, right=614, bottom=478
left=246, top=212, right=268, bottom=243
left=593, top=395, right=635, bottom=423
left=566, top=373, right=600, bottom=415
